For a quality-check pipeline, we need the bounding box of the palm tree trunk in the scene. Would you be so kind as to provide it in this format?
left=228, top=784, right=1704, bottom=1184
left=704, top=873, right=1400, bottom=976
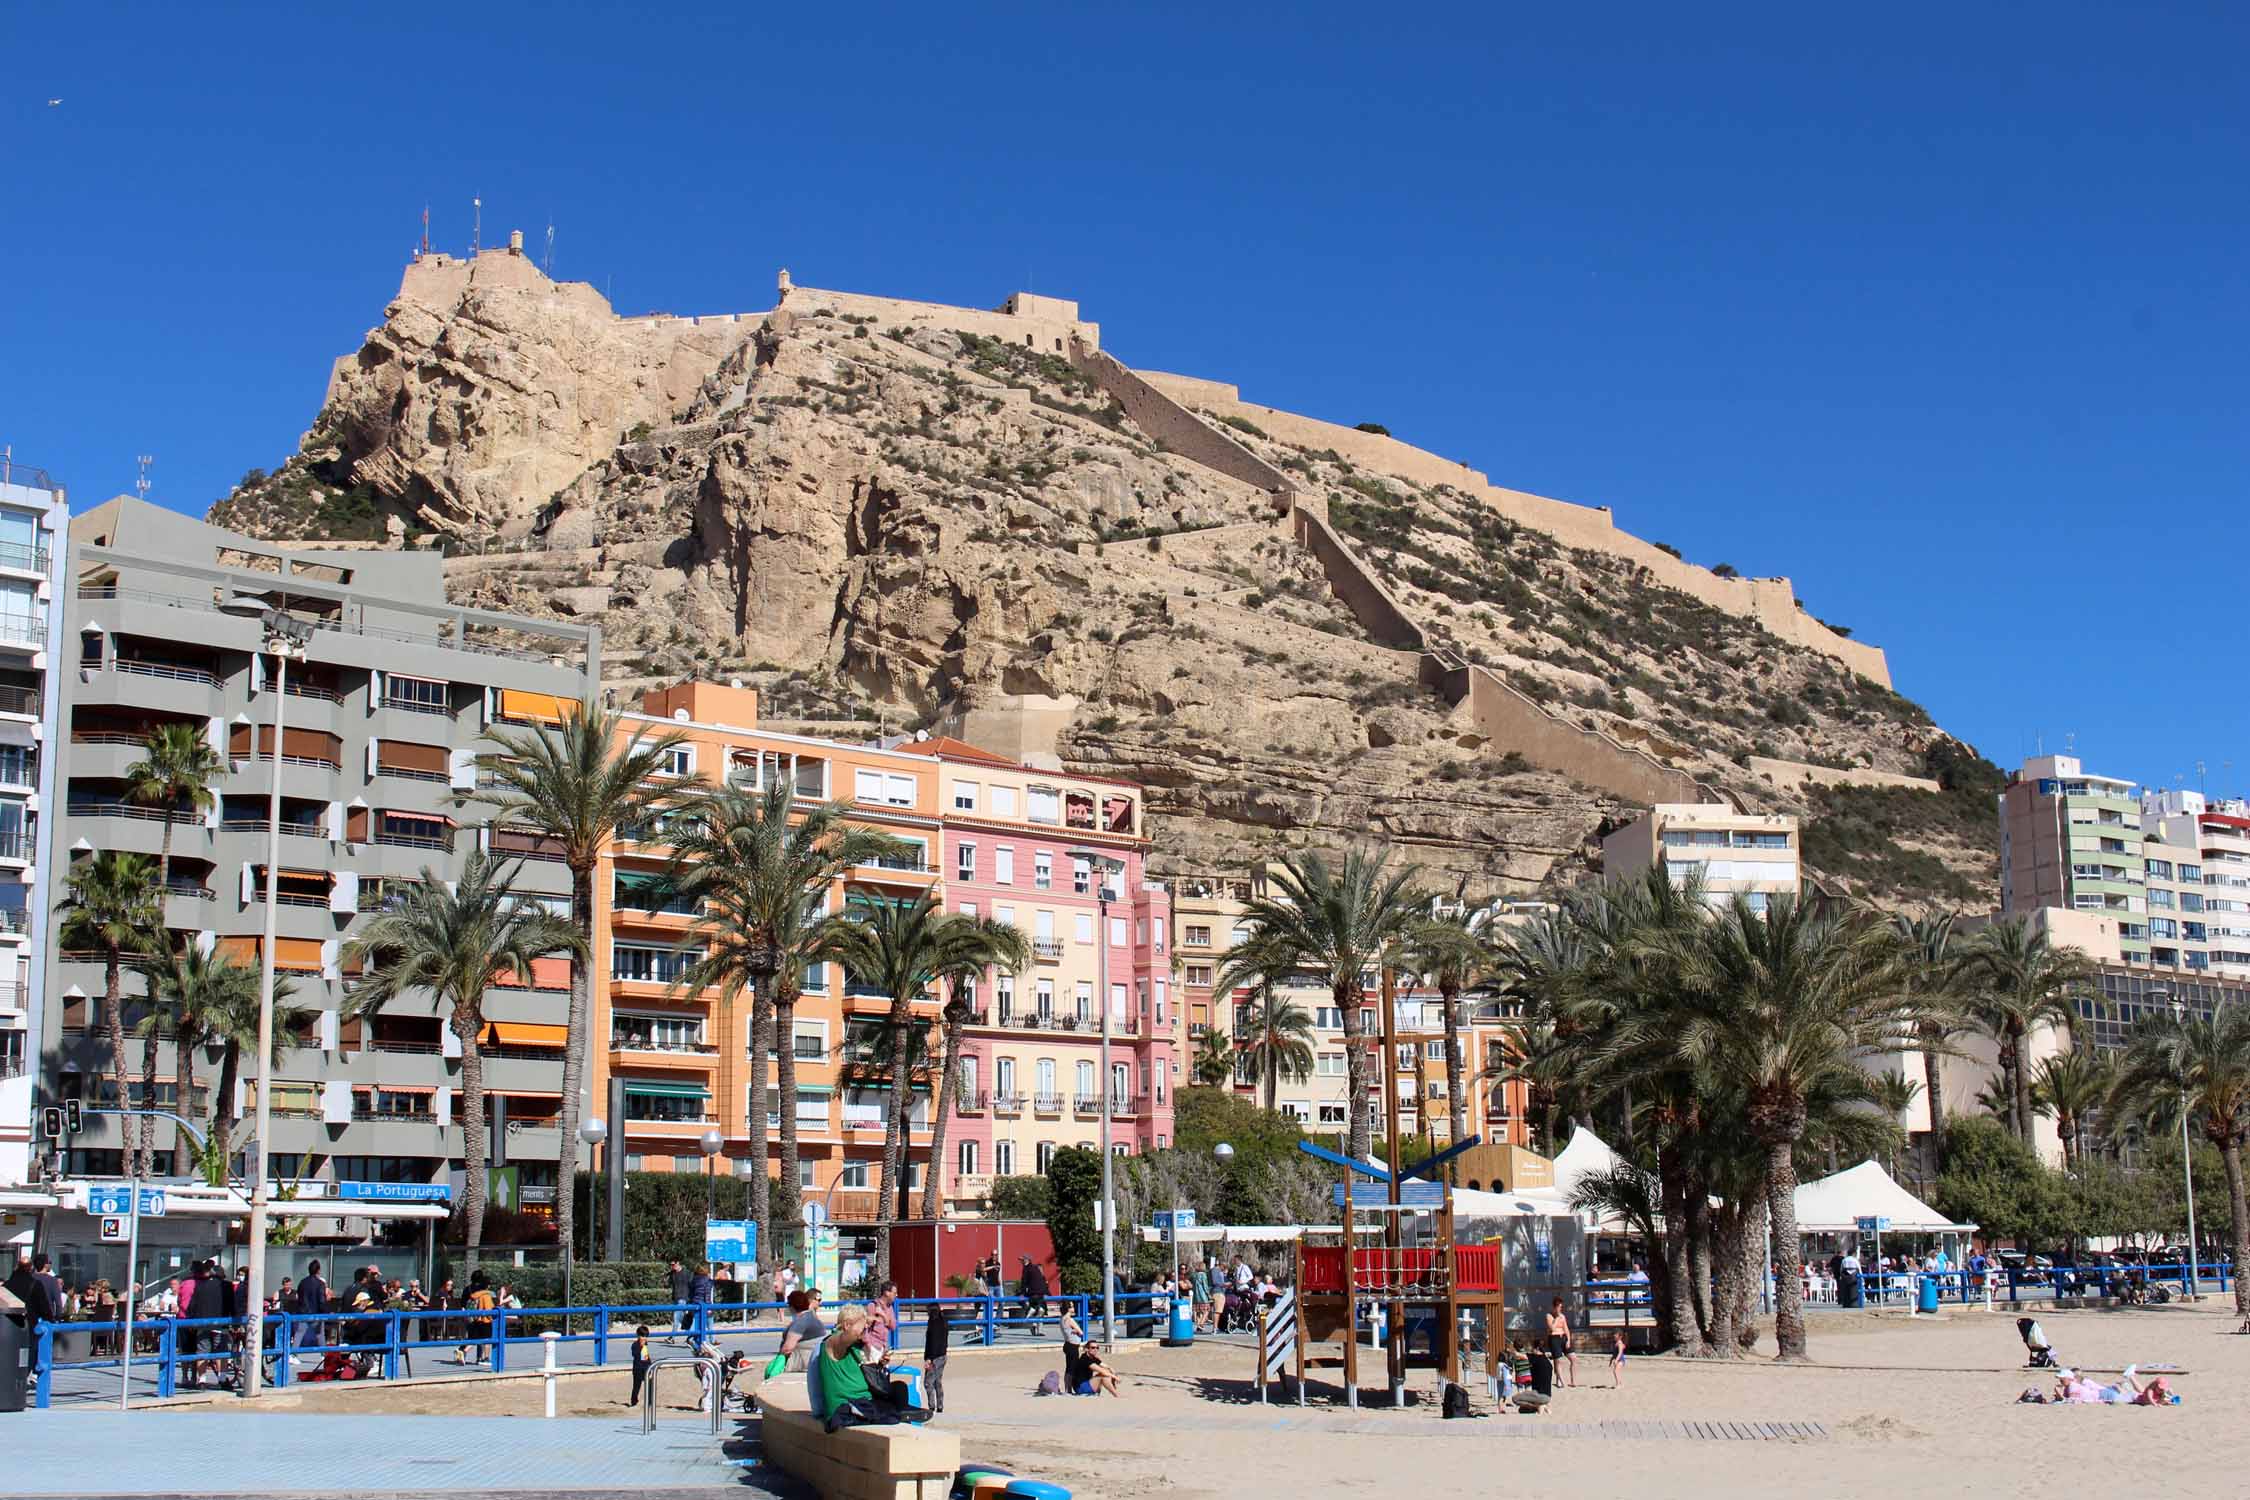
left=1763, top=1137, right=1808, bottom=1361
left=1337, top=981, right=1372, bottom=1163
left=1686, top=1190, right=1713, bottom=1339
left=171, top=1029, right=197, bottom=1178
left=1656, top=1141, right=1704, bottom=1355
left=1264, top=1044, right=1278, bottom=1115
left=103, top=953, right=137, bottom=1178
left=556, top=864, right=592, bottom=1271
left=872, top=998, right=913, bottom=1282
left=777, top=980, right=804, bottom=1250
left=215, top=1040, right=242, bottom=1159
left=1733, top=1185, right=1767, bottom=1351
left=2009, top=1023, right=2034, bottom=1145
left=1918, top=1027, right=1947, bottom=1174
left=1706, top=1201, right=1747, bottom=1357
left=1442, top=986, right=1466, bottom=1150
left=2219, top=1137, right=2250, bottom=1325
left=920, top=1004, right=963, bottom=1221
left=459, top=1012, right=490, bottom=1270
left=139, top=1014, right=161, bottom=1175
left=744, top=976, right=773, bottom=1264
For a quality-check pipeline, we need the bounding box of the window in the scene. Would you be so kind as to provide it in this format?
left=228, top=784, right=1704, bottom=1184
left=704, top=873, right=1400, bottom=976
left=1076, top=1059, right=1096, bottom=1100
left=1027, top=787, right=1060, bottom=824
left=2150, top=917, right=2179, bottom=939
left=613, top=944, right=696, bottom=983
left=994, top=847, right=1014, bottom=885
left=799, top=1160, right=816, bottom=1188
left=1315, top=1007, right=1342, bottom=1029
left=958, top=1140, right=979, bottom=1175
left=1036, top=1058, right=1057, bottom=1099
left=623, top=1087, right=709, bottom=1123
left=959, top=901, right=979, bottom=921
left=995, top=1140, right=1016, bottom=1175
left=952, top=779, right=979, bottom=812
left=991, top=785, right=1017, bottom=818
left=958, top=1055, right=978, bottom=1098
left=1074, top=912, right=1095, bottom=945
left=1036, top=979, right=1055, bottom=1019
left=1109, top=916, right=1126, bottom=947
left=384, top=674, right=448, bottom=713
left=1072, top=857, right=1091, bottom=895
left=1035, top=1142, right=1056, bottom=1172
left=1034, top=909, right=1055, bottom=942
left=2149, top=858, right=2174, bottom=880
left=838, top=1161, right=869, bottom=1190
left=1424, top=1040, right=1445, bottom=1059
left=657, top=745, right=693, bottom=778
left=996, top=975, right=1015, bottom=1022
left=1074, top=981, right=1093, bottom=1021
left=1154, top=979, right=1166, bottom=1025
left=1184, top=924, right=1211, bottom=946
left=793, top=1025, right=825, bottom=1060
left=1110, top=982, right=1127, bottom=1021
left=2150, top=888, right=2176, bottom=909
left=1318, top=1103, right=1346, bottom=1125
left=853, top=768, right=915, bottom=807
left=1155, top=1070, right=1166, bottom=1104
left=1185, top=964, right=1213, bottom=987
left=995, top=1057, right=1016, bottom=1100
left=0, top=744, right=35, bottom=786
left=1033, top=852, right=1052, bottom=890
left=2181, top=864, right=2202, bottom=883
left=1317, top=1053, right=1345, bottom=1076
left=1280, top=1101, right=1310, bottom=1123
left=2184, top=891, right=2206, bottom=911
left=611, top=1013, right=707, bottom=1051
left=957, top=843, right=977, bottom=881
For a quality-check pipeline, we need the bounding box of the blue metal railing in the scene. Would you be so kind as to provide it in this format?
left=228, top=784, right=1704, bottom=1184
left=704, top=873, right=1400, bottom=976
left=30, top=1290, right=1172, bottom=1408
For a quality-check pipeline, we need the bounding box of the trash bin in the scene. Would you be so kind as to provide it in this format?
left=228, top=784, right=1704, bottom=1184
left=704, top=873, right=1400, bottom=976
left=0, top=1313, right=28, bottom=1412
left=1164, top=1297, right=1195, bottom=1347
left=1917, top=1276, right=1940, bottom=1314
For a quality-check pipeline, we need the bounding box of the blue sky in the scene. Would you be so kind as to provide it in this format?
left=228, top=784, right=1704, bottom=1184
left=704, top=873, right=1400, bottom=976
left=5, top=3, right=2245, bottom=792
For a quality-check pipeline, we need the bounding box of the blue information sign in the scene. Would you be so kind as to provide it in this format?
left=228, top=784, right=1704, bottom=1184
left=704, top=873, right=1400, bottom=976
left=706, top=1218, right=756, bottom=1265
left=336, top=1180, right=455, bottom=1203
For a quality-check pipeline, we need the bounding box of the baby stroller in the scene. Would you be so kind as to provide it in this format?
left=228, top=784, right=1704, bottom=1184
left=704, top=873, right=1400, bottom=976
left=2016, top=1317, right=2057, bottom=1369
left=300, top=1348, right=371, bottom=1382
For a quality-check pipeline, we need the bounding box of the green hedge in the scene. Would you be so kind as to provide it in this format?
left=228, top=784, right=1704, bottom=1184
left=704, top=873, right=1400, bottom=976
left=568, top=1169, right=766, bottom=1260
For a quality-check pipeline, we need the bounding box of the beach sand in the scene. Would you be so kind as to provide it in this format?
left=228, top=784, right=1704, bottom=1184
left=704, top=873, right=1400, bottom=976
left=229, top=1303, right=2250, bottom=1499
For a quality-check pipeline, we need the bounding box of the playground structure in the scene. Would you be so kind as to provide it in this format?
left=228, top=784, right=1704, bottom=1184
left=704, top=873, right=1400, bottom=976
left=1259, top=972, right=1507, bottom=1409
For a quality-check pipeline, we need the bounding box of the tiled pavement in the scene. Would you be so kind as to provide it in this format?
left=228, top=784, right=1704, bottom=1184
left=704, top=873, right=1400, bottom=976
left=11, top=1409, right=804, bottom=1497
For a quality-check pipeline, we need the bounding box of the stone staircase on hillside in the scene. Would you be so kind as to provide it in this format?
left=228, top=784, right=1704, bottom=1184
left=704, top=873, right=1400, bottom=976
left=1068, top=338, right=1721, bottom=809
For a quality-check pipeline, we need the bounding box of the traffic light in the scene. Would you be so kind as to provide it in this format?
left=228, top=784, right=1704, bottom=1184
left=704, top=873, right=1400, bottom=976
left=64, top=1098, right=83, bottom=1133
left=40, top=1105, right=62, bottom=1140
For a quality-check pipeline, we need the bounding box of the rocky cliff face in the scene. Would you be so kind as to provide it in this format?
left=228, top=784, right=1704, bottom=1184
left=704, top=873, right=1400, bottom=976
left=209, top=255, right=1997, bottom=907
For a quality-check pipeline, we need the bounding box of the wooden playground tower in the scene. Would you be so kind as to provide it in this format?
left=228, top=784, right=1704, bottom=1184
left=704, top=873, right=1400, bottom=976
left=1279, top=971, right=1506, bottom=1407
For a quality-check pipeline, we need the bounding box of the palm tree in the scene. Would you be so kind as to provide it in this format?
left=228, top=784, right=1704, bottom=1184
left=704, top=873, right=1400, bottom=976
left=1191, top=1027, right=1235, bottom=1087
left=1890, top=911, right=1973, bottom=1174
left=1401, top=904, right=1491, bottom=1147
left=664, top=781, right=906, bottom=1263
left=59, top=853, right=162, bottom=1177
left=1869, top=1071, right=1922, bottom=1178
left=343, top=853, right=582, bottom=1264
left=1212, top=933, right=1316, bottom=1114
left=185, top=948, right=310, bottom=1161
left=1644, top=893, right=1913, bottom=1361
left=2109, top=1006, right=2250, bottom=1327
left=124, top=722, right=222, bottom=898
left=920, top=914, right=1027, bottom=1220
left=1229, top=848, right=1423, bottom=1160
left=477, top=696, right=689, bottom=1279
left=141, top=951, right=213, bottom=1176
left=810, top=889, right=1027, bottom=1279
left=1963, top=918, right=2096, bottom=1145
left=2031, top=1047, right=2113, bottom=1170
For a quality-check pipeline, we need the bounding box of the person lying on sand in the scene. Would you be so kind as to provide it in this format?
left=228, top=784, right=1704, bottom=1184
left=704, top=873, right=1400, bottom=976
left=2024, top=1367, right=2178, bottom=1406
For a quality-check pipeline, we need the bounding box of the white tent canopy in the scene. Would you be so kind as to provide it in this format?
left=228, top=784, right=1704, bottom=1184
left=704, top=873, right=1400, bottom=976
left=1550, top=1126, right=1621, bottom=1203
left=1452, top=1187, right=1580, bottom=1220
left=1792, top=1160, right=1976, bottom=1234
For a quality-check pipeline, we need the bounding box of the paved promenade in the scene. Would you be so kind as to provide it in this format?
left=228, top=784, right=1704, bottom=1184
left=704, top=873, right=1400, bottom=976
left=12, top=1409, right=795, bottom=1498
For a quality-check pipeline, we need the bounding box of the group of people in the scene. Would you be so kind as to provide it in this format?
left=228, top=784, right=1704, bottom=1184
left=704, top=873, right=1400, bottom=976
left=1176, top=1254, right=1282, bottom=1334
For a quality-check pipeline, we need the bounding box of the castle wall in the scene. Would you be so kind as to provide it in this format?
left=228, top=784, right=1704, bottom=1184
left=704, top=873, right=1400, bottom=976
left=1141, top=369, right=1891, bottom=686
left=1422, top=653, right=1713, bottom=807
left=1289, top=498, right=1424, bottom=651
left=781, top=285, right=1100, bottom=353
left=1066, top=347, right=1293, bottom=501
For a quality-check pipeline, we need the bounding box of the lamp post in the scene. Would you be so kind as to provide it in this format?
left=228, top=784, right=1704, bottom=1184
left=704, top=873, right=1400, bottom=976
left=1070, top=847, right=1123, bottom=1346
left=2168, top=996, right=2202, bottom=1298
left=580, top=1116, right=607, bottom=1272
left=700, top=1127, right=724, bottom=1226
left=219, top=593, right=314, bottom=1400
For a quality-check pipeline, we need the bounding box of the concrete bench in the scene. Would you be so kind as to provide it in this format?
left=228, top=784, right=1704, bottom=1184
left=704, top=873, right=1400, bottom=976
left=757, top=1374, right=960, bottom=1500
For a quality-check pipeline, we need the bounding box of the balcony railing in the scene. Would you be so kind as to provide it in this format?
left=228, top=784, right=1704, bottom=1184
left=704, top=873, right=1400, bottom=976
left=1072, top=1095, right=1101, bottom=1117
left=380, top=694, right=453, bottom=717
left=0, top=907, right=29, bottom=934
left=375, top=828, right=454, bottom=851
left=954, top=1090, right=987, bottom=1114
left=1032, top=940, right=1065, bottom=962
left=0, top=615, right=46, bottom=648
left=992, top=1092, right=1024, bottom=1114
left=1032, top=1093, right=1064, bottom=1114
left=222, top=816, right=326, bottom=837
left=69, top=799, right=197, bottom=825
left=113, top=657, right=218, bottom=687
left=1109, top=1094, right=1139, bottom=1117
left=610, top=1038, right=716, bottom=1055
left=238, top=750, right=343, bottom=772
left=0, top=685, right=39, bottom=717
left=249, top=890, right=333, bottom=909
left=376, top=765, right=451, bottom=784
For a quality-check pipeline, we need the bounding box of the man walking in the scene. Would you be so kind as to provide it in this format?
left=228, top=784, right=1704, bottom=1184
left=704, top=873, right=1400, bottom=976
left=1019, top=1255, right=1049, bottom=1322
left=666, top=1258, right=693, bottom=1340
left=295, top=1259, right=329, bottom=1368
left=688, top=1261, right=716, bottom=1344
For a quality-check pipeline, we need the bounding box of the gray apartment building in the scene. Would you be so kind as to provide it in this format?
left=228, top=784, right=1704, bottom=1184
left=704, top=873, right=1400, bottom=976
left=42, top=499, right=598, bottom=1209
left=0, top=458, right=67, bottom=1192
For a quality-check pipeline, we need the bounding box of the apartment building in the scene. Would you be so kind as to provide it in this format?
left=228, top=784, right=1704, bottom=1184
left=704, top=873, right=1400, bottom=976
left=1600, top=802, right=1800, bottom=909
left=929, top=739, right=1174, bottom=1207
left=591, top=680, right=946, bottom=1228
left=2141, top=790, right=2250, bottom=979
left=0, top=460, right=66, bottom=1189
left=1998, top=755, right=2151, bottom=961
left=44, top=499, right=596, bottom=1208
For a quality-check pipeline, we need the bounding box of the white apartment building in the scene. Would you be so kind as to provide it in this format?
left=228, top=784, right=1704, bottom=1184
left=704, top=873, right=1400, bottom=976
left=1599, top=803, right=1800, bottom=909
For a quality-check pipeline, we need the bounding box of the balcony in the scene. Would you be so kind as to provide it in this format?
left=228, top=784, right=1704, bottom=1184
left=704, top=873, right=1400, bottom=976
left=992, top=1092, right=1024, bottom=1115
left=0, top=685, right=38, bottom=718
left=1032, top=940, right=1065, bottom=962
left=954, top=1090, right=987, bottom=1115
left=1032, top=1092, right=1064, bottom=1115
left=842, top=1104, right=885, bottom=1131
left=376, top=828, right=454, bottom=852
left=1109, top=1094, right=1140, bottom=1118
left=1072, top=1095, right=1101, bottom=1118
left=114, top=657, right=218, bottom=688
left=0, top=615, right=46, bottom=649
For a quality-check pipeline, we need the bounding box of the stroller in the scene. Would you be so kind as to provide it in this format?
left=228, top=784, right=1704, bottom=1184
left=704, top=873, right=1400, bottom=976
left=2016, top=1317, right=2057, bottom=1369
left=299, top=1348, right=372, bottom=1382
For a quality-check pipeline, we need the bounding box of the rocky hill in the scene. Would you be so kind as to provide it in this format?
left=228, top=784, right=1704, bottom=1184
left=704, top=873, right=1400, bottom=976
left=209, top=249, right=1998, bottom=908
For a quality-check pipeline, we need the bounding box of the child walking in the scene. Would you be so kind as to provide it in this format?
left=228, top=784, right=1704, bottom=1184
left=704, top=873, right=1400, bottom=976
left=1609, top=1330, right=1626, bottom=1387
left=629, top=1325, right=653, bottom=1406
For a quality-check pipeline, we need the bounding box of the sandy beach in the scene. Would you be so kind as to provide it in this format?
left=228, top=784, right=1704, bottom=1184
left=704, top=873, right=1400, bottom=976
left=235, top=1301, right=2249, bottom=1499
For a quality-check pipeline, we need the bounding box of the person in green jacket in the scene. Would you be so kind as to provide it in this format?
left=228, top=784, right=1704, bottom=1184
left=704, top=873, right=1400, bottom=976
left=817, top=1306, right=876, bottom=1421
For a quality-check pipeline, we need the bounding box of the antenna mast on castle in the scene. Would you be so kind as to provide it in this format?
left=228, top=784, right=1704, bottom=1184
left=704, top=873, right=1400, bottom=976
left=544, top=223, right=554, bottom=274
left=420, top=206, right=431, bottom=256
left=472, top=197, right=482, bottom=256
left=134, top=454, right=153, bottom=501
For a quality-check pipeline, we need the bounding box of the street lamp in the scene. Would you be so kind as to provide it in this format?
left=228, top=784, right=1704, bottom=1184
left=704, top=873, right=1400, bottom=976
left=700, top=1127, right=724, bottom=1226
left=2168, top=995, right=2202, bottom=1297
left=219, top=591, right=314, bottom=1400
left=1069, top=847, right=1124, bottom=1346
left=580, top=1118, right=608, bottom=1265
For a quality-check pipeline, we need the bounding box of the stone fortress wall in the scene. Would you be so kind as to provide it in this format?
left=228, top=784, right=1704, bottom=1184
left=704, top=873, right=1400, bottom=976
left=1136, top=372, right=1890, bottom=686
